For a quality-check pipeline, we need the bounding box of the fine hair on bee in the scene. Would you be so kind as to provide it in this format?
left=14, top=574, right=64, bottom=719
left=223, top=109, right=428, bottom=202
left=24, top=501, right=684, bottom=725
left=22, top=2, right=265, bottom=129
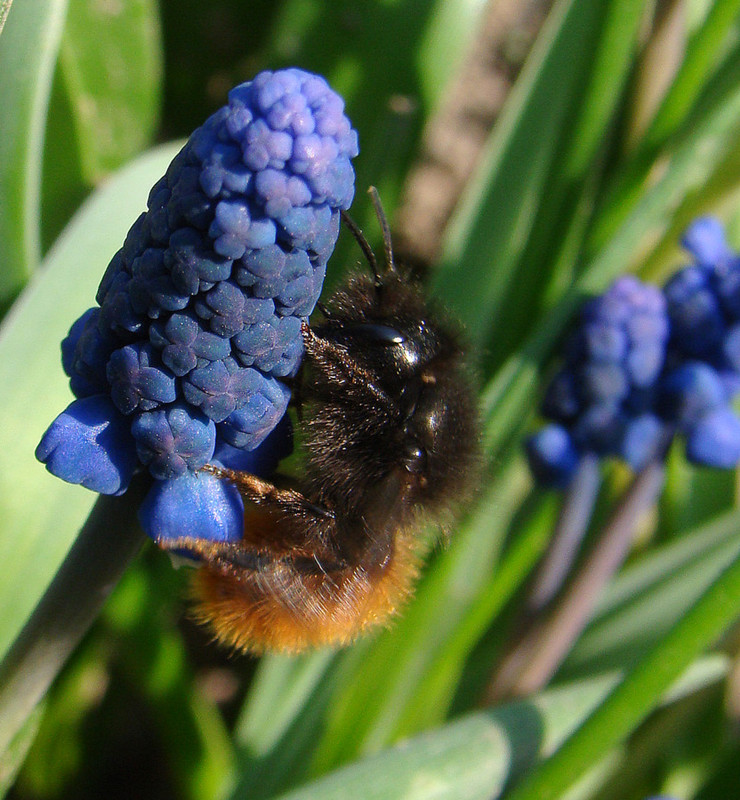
left=160, top=187, right=480, bottom=654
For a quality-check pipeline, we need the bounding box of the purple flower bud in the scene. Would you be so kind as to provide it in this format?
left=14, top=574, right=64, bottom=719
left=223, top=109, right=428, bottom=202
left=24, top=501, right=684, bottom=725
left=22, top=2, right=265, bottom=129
left=685, top=407, right=740, bottom=468
left=131, top=404, right=216, bottom=479
left=36, top=395, right=138, bottom=495
left=107, top=343, right=177, bottom=415
left=526, top=425, right=580, bottom=488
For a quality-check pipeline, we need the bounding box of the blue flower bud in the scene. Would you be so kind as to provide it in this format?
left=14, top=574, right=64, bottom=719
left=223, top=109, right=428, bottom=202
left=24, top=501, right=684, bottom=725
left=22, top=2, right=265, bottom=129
left=138, top=469, right=244, bottom=543
left=526, top=425, right=580, bottom=488
left=131, top=404, right=216, bottom=479
left=62, top=308, right=115, bottom=398
left=664, top=265, right=724, bottom=359
left=218, top=376, right=291, bottom=450
left=659, top=362, right=727, bottom=429
left=107, top=343, right=177, bottom=415
left=685, top=407, right=740, bottom=468
left=619, top=413, right=666, bottom=471
left=36, top=395, right=138, bottom=495
left=572, top=403, right=626, bottom=455
left=149, top=311, right=231, bottom=377
left=213, top=412, right=293, bottom=474
left=681, top=216, right=732, bottom=268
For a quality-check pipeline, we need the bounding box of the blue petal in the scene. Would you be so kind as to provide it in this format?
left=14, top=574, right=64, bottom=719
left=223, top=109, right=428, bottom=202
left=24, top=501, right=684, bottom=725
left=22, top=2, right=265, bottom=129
left=526, top=424, right=580, bottom=488
left=619, top=413, right=665, bottom=471
left=36, top=395, right=138, bottom=495
left=681, top=216, right=731, bottom=267
left=685, top=407, right=740, bottom=469
left=139, top=470, right=244, bottom=542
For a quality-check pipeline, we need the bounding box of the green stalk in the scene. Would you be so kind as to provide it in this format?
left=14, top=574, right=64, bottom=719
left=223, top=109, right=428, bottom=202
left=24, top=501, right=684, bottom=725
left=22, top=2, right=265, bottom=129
left=0, top=475, right=148, bottom=755
left=504, top=544, right=740, bottom=800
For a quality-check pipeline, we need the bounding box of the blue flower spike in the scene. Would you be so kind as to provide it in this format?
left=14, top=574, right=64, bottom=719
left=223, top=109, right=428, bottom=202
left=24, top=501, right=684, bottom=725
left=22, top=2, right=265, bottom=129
left=528, top=216, right=740, bottom=488
left=528, top=275, right=670, bottom=486
left=37, top=68, right=358, bottom=544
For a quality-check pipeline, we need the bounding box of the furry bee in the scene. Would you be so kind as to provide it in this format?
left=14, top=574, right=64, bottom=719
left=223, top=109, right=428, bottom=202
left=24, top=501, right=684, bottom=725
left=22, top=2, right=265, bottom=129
left=162, top=189, right=479, bottom=653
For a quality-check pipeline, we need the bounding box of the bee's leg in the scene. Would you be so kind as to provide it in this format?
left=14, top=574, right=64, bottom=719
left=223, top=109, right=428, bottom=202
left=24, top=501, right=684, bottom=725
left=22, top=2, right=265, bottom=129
left=201, top=464, right=333, bottom=521
left=301, top=322, right=394, bottom=412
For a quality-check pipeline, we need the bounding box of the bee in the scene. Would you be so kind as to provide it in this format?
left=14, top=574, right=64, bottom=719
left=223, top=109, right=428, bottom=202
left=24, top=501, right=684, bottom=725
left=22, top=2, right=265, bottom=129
left=161, top=189, right=479, bottom=653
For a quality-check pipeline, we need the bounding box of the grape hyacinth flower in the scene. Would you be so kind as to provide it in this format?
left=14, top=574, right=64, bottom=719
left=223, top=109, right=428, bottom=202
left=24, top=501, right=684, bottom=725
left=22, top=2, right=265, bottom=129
left=527, top=216, right=740, bottom=488
left=37, top=68, right=359, bottom=543
left=528, top=275, right=670, bottom=487
left=496, top=218, right=740, bottom=702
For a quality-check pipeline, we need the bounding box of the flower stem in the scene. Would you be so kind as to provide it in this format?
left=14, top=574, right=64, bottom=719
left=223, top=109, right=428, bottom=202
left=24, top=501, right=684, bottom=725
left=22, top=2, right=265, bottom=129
left=526, top=453, right=602, bottom=615
left=0, top=474, right=149, bottom=755
left=485, top=454, right=601, bottom=702
left=505, top=540, right=740, bottom=800
left=488, top=458, right=666, bottom=702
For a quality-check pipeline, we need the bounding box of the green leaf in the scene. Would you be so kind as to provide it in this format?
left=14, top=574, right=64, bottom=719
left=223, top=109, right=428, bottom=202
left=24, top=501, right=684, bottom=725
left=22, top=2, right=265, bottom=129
left=504, top=546, right=740, bottom=800
left=0, top=704, right=43, bottom=796
left=235, top=650, right=336, bottom=758
left=558, top=506, right=740, bottom=679
left=0, top=0, right=68, bottom=305
left=0, top=142, right=182, bottom=665
left=431, top=0, right=642, bottom=350
left=57, top=0, right=162, bottom=181
left=275, top=673, right=622, bottom=800
left=269, top=660, right=724, bottom=800
left=41, top=0, right=163, bottom=248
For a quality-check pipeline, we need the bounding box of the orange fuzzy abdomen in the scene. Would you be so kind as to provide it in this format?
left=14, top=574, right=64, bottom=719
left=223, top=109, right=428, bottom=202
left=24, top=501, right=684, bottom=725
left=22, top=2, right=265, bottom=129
left=190, top=534, right=420, bottom=653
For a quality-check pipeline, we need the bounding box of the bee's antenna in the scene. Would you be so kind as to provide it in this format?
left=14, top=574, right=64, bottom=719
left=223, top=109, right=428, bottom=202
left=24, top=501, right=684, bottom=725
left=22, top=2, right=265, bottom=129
left=340, top=209, right=383, bottom=288
left=368, top=186, right=395, bottom=273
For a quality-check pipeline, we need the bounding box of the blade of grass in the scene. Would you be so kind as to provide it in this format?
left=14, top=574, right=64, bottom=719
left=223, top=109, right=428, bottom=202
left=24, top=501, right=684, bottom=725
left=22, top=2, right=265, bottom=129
left=278, top=673, right=623, bottom=800
left=0, top=477, right=148, bottom=758
left=0, top=142, right=182, bottom=664
left=558, top=504, right=740, bottom=679
left=503, top=544, right=740, bottom=800
left=430, top=0, right=616, bottom=345
left=0, top=0, right=13, bottom=37
left=641, top=0, right=740, bottom=153
left=0, top=0, right=68, bottom=304
left=41, top=0, right=162, bottom=248
left=270, top=659, right=724, bottom=800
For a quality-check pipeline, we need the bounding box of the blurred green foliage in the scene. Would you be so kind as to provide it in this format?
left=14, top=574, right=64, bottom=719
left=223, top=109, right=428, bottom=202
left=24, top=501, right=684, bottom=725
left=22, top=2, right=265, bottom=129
left=3, top=0, right=740, bottom=798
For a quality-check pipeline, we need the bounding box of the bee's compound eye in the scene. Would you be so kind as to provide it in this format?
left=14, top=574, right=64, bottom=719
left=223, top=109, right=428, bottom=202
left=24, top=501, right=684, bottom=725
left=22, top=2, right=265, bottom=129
left=354, top=323, right=406, bottom=345
left=402, top=440, right=426, bottom=474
